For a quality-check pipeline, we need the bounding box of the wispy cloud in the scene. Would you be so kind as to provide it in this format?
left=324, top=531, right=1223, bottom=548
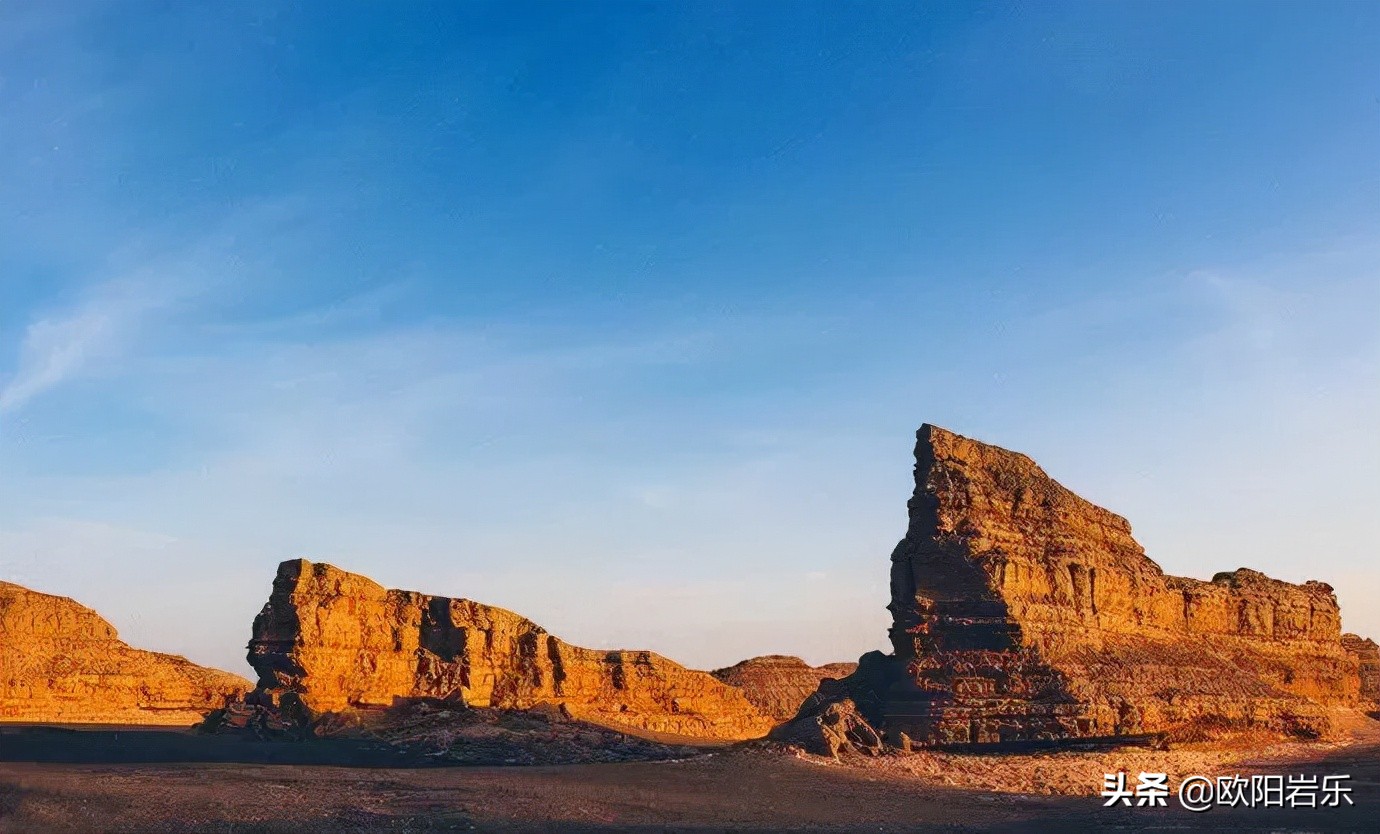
left=0, top=281, right=156, bottom=416
left=0, top=193, right=334, bottom=420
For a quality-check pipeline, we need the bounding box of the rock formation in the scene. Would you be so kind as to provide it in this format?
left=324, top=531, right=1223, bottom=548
left=242, top=559, right=774, bottom=741
left=0, top=581, right=250, bottom=725
left=711, top=655, right=857, bottom=722
left=1343, top=634, right=1380, bottom=704
left=769, top=696, right=883, bottom=759
left=783, top=424, right=1368, bottom=749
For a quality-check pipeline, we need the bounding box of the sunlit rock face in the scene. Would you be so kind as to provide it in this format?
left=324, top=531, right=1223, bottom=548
left=0, top=582, right=250, bottom=725
left=789, top=424, right=1365, bottom=748
left=711, top=655, right=858, bottom=723
left=1343, top=634, right=1380, bottom=704
left=245, top=559, right=775, bottom=741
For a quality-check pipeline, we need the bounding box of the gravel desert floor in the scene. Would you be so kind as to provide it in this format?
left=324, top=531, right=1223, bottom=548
left=2, top=721, right=1378, bottom=833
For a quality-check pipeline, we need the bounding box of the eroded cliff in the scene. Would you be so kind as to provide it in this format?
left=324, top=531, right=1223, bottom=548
left=785, top=424, right=1367, bottom=749
left=0, top=581, right=250, bottom=724
left=1343, top=634, right=1380, bottom=704
left=244, top=560, right=774, bottom=741
left=711, top=656, right=857, bottom=722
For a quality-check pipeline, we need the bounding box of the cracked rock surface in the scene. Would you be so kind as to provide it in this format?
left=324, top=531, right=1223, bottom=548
left=712, top=655, right=857, bottom=723
left=786, top=424, right=1372, bottom=748
left=0, top=581, right=250, bottom=724
left=243, top=559, right=775, bottom=741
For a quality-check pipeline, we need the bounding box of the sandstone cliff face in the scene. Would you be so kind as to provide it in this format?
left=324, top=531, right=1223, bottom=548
left=245, top=560, right=774, bottom=741
left=711, top=656, right=857, bottom=723
left=0, top=581, right=250, bottom=724
left=1343, top=634, right=1380, bottom=703
left=792, top=424, right=1366, bottom=748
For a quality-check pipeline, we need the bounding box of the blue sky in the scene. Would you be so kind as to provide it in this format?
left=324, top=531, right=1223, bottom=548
left=1, top=2, right=1377, bottom=676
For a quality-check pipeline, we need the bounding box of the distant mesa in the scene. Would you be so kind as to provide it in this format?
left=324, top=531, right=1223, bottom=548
left=0, top=581, right=250, bottom=725
left=777, top=423, right=1375, bottom=752
left=1343, top=633, right=1380, bottom=704
left=711, top=655, right=857, bottom=723
left=236, top=559, right=775, bottom=741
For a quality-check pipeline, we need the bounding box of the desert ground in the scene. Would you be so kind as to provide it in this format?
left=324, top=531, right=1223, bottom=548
left=2, top=719, right=1377, bottom=833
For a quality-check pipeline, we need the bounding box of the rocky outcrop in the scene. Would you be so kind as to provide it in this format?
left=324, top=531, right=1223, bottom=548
left=1343, top=634, right=1380, bottom=703
left=242, top=559, right=774, bottom=741
left=0, top=581, right=250, bottom=725
left=785, top=424, right=1367, bottom=748
left=712, top=656, right=857, bottom=722
left=769, top=695, right=883, bottom=759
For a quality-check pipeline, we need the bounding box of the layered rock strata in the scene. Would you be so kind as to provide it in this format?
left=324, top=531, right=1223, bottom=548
left=711, top=655, right=857, bottom=723
left=0, top=581, right=250, bottom=724
left=243, top=559, right=774, bottom=741
left=789, top=424, right=1365, bottom=748
left=769, top=696, right=883, bottom=758
left=1343, top=634, right=1380, bottom=703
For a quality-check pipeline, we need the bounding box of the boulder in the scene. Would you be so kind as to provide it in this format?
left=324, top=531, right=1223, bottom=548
left=769, top=694, right=883, bottom=758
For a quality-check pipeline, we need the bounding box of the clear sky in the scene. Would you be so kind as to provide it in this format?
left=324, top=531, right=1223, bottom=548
left=1, top=2, right=1377, bottom=677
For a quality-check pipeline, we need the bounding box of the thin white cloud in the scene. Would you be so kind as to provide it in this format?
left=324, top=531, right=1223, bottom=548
left=0, top=193, right=329, bottom=419
left=0, top=282, right=152, bottom=415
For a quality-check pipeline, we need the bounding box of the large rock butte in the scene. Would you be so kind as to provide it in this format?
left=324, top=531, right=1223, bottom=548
left=711, top=656, right=857, bottom=723
left=0, top=581, right=250, bottom=724
left=244, top=559, right=774, bottom=740
left=783, top=424, right=1366, bottom=748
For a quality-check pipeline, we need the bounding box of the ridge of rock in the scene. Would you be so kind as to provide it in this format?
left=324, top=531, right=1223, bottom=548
left=1343, top=634, right=1380, bottom=703
left=242, top=559, right=775, bottom=741
left=711, top=656, right=858, bottom=722
left=783, top=424, right=1369, bottom=749
left=0, top=581, right=251, bottom=724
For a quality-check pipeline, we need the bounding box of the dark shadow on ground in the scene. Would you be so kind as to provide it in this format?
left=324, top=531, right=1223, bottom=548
left=0, top=724, right=440, bottom=767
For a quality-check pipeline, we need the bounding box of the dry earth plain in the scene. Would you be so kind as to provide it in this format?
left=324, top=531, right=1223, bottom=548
left=1, top=718, right=1378, bottom=832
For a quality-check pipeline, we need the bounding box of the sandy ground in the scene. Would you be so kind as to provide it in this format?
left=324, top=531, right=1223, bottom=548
left=829, top=718, right=1380, bottom=797
left=2, top=719, right=1377, bottom=832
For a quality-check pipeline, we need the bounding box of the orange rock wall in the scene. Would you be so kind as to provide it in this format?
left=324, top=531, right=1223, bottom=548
left=0, top=582, right=251, bottom=724
left=900, top=427, right=1346, bottom=653
left=885, top=425, right=1362, bottom=742
left=247, top=560, right=774, bottom=740
left=1343, top=634, right=1380, bottom=703
left=711, top=655, right=858, bottom=722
